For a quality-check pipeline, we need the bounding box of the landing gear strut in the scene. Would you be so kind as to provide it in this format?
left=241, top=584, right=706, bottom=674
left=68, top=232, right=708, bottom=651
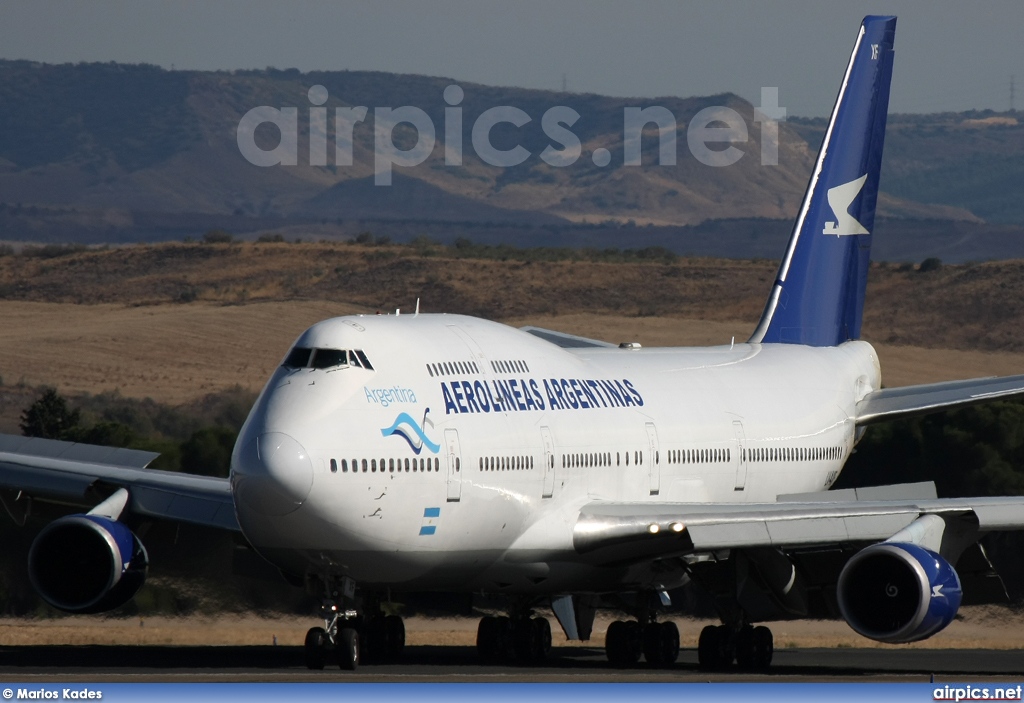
left=697, top=623, right=773, bottom=670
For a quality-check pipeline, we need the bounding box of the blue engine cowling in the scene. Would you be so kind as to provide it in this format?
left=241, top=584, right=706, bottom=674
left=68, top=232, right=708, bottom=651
left=837, top=542, right=962, bottom=643
left=28, top=515, right=148, bottom=614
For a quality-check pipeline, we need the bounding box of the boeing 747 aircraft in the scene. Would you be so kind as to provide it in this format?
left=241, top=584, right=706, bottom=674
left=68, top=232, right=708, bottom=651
left=3, top=15, right=1024, bottom=672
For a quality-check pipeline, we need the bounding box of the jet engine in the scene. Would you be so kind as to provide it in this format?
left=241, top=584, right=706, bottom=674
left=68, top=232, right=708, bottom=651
left=837, top=542, right=961, bottom=644
left=28, top=514, right=148, bottom=614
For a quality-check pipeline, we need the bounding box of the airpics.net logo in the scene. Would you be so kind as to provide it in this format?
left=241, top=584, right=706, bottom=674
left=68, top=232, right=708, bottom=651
left=236, top=84, right=787, bottom=185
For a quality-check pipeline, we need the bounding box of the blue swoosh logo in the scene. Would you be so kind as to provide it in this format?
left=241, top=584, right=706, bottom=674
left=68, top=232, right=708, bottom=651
left=381, top=411, right=441, bottom=455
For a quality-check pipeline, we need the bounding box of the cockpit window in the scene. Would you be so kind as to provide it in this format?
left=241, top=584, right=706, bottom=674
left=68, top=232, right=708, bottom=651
left=311, top=348, right=348, bottom=369
left=282, top=346, right=374, bottom=371
left=283, top=347, right=313, bottom=368
left=354, top=350, right=374, bottom=370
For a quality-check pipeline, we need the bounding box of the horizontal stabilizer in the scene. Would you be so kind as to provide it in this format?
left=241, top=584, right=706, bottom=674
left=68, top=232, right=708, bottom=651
left=856, top=374, right=1024, bottom=425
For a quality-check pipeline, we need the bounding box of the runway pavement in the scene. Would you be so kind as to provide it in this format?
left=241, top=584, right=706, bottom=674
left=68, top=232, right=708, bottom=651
left=0, top=643, right=1022, bottom=682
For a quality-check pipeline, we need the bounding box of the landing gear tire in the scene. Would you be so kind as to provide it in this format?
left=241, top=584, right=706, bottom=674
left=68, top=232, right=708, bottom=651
left=477, top=615, right=513, bottom=662
left=336, top=627, right=360, bottom=670
left=698, top=624, right=735, bottom=670
left=533, top=617, right=553, bottom=660
left=736, top=625, right=773, bottom=670
left=304, top=626, right=328, bottom=670
left=753, top=626, right=773, bottom=668
left=513, top=617, right=552, bottom=662
left=605, top=620, right=642, bottom=666
left=384, top=614, right=406, bottom=660
left=360, top=614, right=406, bottom=663
left=477, top=616, right=498, bottom=661
left=643, top=621, right=680, bottom=667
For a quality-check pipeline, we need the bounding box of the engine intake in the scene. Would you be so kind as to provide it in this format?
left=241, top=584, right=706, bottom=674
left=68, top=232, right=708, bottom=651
left=837, top=542, right=961, bottom=643
left=28, top=515, right=148, bottom=614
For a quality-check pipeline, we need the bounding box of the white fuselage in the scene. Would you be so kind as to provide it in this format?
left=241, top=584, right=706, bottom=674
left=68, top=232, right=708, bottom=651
left=230, top=313, right=881, bottom=594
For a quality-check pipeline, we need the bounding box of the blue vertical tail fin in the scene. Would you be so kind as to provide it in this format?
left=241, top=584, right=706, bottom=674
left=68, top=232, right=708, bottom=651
left=749, top=16, right=896, bottom=346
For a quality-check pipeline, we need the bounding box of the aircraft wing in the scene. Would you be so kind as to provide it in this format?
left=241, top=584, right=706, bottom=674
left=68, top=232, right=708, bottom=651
left=573, top=483, right=1024, bottom=564
left=856, top=374, right=1024, bottom=425
left=0, top=433, right=238, bottom=531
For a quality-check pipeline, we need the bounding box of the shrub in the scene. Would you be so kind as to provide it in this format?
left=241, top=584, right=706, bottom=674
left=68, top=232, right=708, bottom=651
left=202, top=229, right=233, bottom=244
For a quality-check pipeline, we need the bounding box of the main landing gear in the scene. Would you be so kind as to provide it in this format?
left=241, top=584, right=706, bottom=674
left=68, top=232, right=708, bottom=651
left=697, top=623, right=774, bottom=670
left=477, top=613, right=553, bottom=663
left=303, top=585, right=406, bottom=671
left=604, top=619, right=680, bottom=667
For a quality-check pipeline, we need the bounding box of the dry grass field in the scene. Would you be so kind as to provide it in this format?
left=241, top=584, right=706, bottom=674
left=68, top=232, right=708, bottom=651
left=2, top=606, right=1022, bottom=650
left=0, top=241, right=1021, bottom=349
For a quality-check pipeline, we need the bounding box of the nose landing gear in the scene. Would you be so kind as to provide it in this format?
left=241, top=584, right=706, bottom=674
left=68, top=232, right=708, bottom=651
left=302, top=578, right=407, bottom=671
left=304, top=599, right=360, bottom=670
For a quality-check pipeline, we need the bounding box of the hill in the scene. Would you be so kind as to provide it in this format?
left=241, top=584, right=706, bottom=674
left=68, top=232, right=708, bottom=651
left=792, top=113, right=1024, bottom=224
left=0, top=61, right=1023, bottom=261
left=0, top=61, right=812, bottom=226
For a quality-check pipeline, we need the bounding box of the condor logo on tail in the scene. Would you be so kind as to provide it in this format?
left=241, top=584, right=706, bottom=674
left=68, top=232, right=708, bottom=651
left=822, top=174, right=870, bottom=236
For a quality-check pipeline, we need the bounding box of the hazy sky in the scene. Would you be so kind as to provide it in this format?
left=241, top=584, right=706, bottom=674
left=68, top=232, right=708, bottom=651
left=2, top=1, right=1022, bottom=116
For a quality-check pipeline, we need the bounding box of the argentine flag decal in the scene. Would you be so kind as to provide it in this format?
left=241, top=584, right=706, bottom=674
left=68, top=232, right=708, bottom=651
left=420, top=507, right=441, bottom=536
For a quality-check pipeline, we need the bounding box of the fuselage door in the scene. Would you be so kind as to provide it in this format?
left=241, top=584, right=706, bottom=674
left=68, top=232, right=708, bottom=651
left=644, top=422, right=660, bottom=495
left=540, top=426, right=556, bottom=498
left=444, top=428, right=463, bottom=502
left=732, top=420, right=747, bottom=491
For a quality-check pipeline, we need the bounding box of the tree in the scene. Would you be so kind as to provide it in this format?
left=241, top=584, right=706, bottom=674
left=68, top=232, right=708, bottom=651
left=180, top=426, right=237, bottom=478
left=20, top=388, right=81, bottom=439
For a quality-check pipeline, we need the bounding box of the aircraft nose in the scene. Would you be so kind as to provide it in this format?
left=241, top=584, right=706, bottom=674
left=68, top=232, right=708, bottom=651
left=233, top=432, right=313, bottom=516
